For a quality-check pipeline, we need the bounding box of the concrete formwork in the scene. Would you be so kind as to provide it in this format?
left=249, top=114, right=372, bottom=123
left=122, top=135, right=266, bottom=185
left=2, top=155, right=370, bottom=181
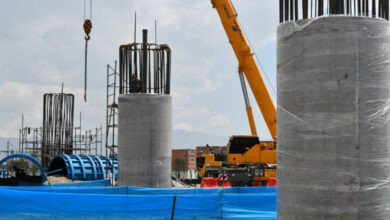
left=118, top=94, right=172, bottom=187
left=277, top=17, right=390, bottom=219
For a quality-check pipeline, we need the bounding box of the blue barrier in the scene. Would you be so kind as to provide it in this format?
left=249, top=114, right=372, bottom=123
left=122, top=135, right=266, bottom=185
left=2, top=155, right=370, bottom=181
left=0, top=153, right=46, bottom=181
left=48, top=154, right=117, bottom=181
left=0, top=186, right=277, bottom=219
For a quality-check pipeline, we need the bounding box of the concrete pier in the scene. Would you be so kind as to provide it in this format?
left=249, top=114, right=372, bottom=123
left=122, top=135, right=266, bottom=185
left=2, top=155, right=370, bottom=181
left=277, top=17, right=390, bottom=219
left=118, top=94, right=172, bottom=187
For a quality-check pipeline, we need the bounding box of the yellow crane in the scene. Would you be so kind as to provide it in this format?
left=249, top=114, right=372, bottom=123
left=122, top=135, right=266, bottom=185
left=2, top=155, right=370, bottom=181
left=196, top=0, right=277, bottom=186
left=211, top=0, right=276, bottom=139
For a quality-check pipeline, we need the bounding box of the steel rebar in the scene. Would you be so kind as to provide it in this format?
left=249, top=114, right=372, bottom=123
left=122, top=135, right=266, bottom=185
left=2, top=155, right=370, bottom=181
left=280, top=0, right=390, bottom=23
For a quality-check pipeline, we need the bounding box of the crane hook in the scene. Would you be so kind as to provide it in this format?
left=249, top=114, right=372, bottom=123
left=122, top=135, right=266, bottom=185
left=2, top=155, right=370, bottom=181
left=83, top=19, right=92, bottom=36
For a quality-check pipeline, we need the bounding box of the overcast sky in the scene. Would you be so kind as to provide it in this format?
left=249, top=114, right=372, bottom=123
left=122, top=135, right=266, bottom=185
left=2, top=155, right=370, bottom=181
left=0, top=0, right=278, bottom=147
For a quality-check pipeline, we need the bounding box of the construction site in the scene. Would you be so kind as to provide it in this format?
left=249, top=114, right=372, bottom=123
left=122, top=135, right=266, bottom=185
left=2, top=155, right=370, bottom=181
left=0, top=0, right=390, bottom=219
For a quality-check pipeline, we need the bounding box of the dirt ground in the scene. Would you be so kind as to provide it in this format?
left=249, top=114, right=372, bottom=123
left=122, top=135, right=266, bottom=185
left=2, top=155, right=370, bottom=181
left=45, top=176, right=78, bottom=183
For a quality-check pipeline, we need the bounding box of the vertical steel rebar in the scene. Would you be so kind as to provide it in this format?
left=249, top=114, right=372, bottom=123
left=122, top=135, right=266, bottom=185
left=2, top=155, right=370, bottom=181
left=280, top=0, right=284, bottom=23
left=358, top=0, right=362, bottom=16
left=303, top=0, right=309, bottom=18
left=285, top=0, right=289, bottom=21
left=142, top=29, right=148, bottom=93
left=319, top=0, right=324, bottom=16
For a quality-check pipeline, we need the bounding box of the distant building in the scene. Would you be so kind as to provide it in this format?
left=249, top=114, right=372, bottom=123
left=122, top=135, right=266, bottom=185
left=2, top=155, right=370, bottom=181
left=171, top=149, right=197, bottom=179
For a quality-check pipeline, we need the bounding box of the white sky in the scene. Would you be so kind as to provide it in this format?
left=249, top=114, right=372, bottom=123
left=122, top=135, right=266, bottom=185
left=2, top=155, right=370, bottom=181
left=0, top=0, right=279, bottom=145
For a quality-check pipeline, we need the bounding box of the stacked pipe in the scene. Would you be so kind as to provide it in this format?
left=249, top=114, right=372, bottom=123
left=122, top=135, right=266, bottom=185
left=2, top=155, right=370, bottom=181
left=280, top=0, right=390, bottom=23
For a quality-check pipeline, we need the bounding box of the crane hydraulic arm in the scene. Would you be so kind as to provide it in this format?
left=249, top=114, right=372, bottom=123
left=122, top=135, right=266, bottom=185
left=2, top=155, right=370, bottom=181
left=211, top=0, right=277, bottom=140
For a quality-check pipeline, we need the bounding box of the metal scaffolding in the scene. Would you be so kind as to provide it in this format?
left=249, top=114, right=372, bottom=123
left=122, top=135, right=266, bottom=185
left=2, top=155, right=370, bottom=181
left=19, top=124, right=103, bottom=168
left=0, top=140, right=15, bottom=159
left=106, top=61, right=119, bottom=158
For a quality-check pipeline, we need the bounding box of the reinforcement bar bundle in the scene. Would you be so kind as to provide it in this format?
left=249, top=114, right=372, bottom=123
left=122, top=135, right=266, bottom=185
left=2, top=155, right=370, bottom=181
left=42, top=93, right=74, bottom=168
left=280, top=0, right=389, bottom=23
left=119, top=30, right=171, bottom=95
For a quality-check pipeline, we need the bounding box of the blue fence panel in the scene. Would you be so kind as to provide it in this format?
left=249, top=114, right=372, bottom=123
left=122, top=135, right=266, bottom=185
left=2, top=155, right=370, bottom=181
left=0, top=186, right=277, bottom=219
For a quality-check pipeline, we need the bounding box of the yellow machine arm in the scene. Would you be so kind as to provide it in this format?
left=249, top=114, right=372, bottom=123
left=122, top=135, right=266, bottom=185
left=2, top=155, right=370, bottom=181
left=211, top=0, right=277, bottom=140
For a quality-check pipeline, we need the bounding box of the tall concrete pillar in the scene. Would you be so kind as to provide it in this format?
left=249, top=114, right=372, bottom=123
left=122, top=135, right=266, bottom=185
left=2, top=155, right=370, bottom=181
left=277, top=17, right=390, bottom=219
left=118, top=94, right=172, bottom=187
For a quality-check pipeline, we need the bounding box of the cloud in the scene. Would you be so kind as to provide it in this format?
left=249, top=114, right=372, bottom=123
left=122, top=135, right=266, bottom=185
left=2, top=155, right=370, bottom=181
left=0, top=81, right=105, bottom=138
left=175, top=107, right=210, bottom=118
left=172, top=61, right=225, bottom=104
left=173, top=123, right=193, bottom=132
left=0, top=0, right=278, bottom=142
left=208, top=114, right=231, bottom=127
left=30, top=60, right=62, bottom=82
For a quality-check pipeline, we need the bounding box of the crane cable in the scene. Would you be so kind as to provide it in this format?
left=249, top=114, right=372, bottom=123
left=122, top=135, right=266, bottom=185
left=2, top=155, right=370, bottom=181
left=237, top=16, right=276, bottom=97
left=83, top=0, right=92, bottom=102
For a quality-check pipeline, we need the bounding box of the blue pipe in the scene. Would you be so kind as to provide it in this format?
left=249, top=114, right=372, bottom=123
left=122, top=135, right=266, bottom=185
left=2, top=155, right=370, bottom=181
left=0, top=153, right=47, bottom=181
left=48, top=154, right=117, bottom=181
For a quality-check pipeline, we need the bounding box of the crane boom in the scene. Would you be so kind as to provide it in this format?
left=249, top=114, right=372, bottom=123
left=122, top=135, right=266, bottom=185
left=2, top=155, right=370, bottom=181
left=211, top=0, right=277, bottom=140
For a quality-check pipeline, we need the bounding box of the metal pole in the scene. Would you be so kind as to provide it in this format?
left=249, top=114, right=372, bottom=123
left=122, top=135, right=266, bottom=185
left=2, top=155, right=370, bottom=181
left=280, top=0, right=284, bottom=23
left=21, top=114, right=24, bottom=153
left=7, top=141, right=9, bottom=156
left=100, top=125, right=102, bottom=156
left=155, top=19, right=157, bottom=45
left=238, top=73, right=257, bottom=136
left=142, top=29, right=148, bottom=93
left=319, top=0, right=324, bottom=16
left=303, top=0, right=308, bottom=19
left=113, top=61, right=117, bottom=154
left=285, top=0, right=289, bottom=21
left=106, top=64, right=109, bottom=155
left=133, top=12, right=138, bottom=80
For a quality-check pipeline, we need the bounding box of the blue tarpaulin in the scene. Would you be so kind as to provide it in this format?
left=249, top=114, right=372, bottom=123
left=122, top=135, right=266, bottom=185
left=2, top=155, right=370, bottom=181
left=0, top=186, right=276, bottom=219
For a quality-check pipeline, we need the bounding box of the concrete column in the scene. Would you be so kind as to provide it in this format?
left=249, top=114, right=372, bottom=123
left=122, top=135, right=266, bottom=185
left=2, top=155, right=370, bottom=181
left=277, top=17, right=390, bottom=219
left=118, top=94, right=172, bottom=187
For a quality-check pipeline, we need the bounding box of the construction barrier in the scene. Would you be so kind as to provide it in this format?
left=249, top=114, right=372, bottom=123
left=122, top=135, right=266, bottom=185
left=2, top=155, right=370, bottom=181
left=0, top=186, right=276, bottom=219
left=201, top=177, right=219, bottom=188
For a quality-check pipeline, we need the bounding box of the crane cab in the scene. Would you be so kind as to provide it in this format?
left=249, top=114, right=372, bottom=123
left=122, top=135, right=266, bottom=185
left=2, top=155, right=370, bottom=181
left=227, top=135, right=276, bottom=164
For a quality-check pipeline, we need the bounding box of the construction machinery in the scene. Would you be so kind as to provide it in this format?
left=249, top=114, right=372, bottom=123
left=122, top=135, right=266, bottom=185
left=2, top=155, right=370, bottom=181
left=197, top=0, right=277, bottom=186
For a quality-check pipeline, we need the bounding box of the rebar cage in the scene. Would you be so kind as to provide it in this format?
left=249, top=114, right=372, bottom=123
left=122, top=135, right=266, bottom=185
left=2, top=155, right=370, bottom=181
left=42, top=93, right=74, bottom=167
left=280, top=0, right=390, bottom=23
left=119, top=43, right=171, bottom=95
